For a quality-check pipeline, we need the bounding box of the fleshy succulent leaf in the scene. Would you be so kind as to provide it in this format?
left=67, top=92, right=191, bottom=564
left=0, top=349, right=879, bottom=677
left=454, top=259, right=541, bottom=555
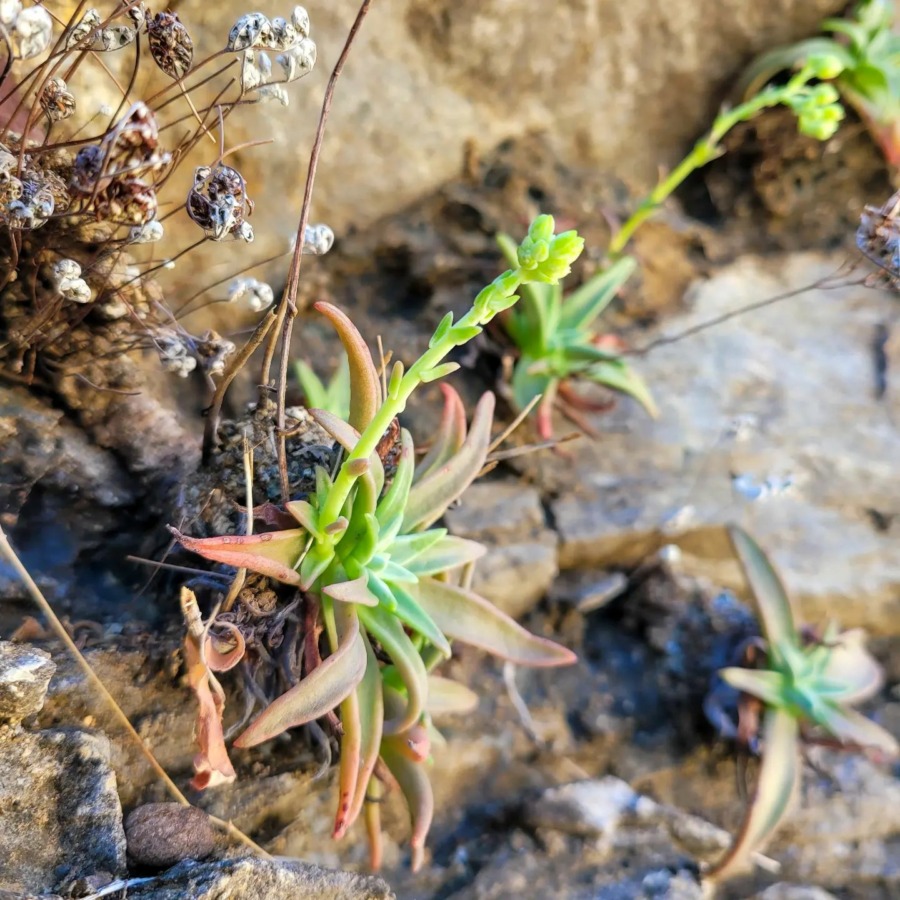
left=415, top=384, right=467, bottom=480
left=511, top=356, right=555, bottom=415
left=334, top=676, right=362, bottom=840
left=388, top=530, right=448, bottom=568
left=415, top=577, right=576, bottom=667
left=815, top=628, right=884, bottom=703
left=379, top=576, right=451, bottom=658
left=380, top=734, right=434, bottom=873
left=172, top=527, right=305, bottom=586
left=358, top=604, right=429, bottom=735
left=584, top=358, right=659, bottom=418
left=343, top=632, right=384, bottom=836
left=404, top=392, right=495, bottom=532
left=323, top=575, right=379, bottom=606
left=234, top=605, right=367, bottom=748
left=728, top=526, right=798, bottom=663
left=720, top=667, right=787, bottom=709
left=812, top=703, right=900, bottom=757
left=426, top=676, right=480, bottom=716
left=314, top=301, right=383, bottom=431
left=376, top=429, right=415, bottom=528
left=706, top=707, right=800, bottom=883
left=559, top=255, right=637, bottom=332
left=285, top=499, right=323, bottom=539
left=401, top=534, right=486, bottom=576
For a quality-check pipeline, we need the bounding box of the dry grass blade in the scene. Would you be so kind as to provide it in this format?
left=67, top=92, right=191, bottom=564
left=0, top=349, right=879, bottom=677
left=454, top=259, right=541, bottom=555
left=0, top=524, right=270, bottom=860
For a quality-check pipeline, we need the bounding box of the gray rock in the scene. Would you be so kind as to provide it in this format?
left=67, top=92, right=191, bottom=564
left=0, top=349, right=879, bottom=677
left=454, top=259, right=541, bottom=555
left=0, top=727, right=126, bottom=893
left=527, top=776, right=639, bottom=837
left=754, top=886, right=840, bottom=900
left=445, top=481, right=558, bottom=617
left=125, top=803, right=216, bottom=869
left=152, top=1, right=847, bottom=298
left=123, top=857, right=394, bottom=899
left=548, top=254, right=900, bottom=634
left=0, top=642, right=55, bottom=723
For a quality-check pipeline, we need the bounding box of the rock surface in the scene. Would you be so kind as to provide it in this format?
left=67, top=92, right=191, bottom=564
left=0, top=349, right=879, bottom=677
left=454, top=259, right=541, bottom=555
left=545, top=253, right=900, bottom=633
left=445, top=481, right=558, bottom=618
left=0, top=725, right=126, bottom=893
left=0, top=641, right=55, bottom=723
left=125, top=803, right=216, bottom=869
left=151, top=0, right=847, bottom=297
left=123, top=857, right=394, bottom=900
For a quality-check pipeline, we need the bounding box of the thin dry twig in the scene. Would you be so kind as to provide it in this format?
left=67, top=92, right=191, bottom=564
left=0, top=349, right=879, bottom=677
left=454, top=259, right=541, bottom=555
left=269, top=0, right=376, bottom=500
left=0, top=524, right=271, bottom=859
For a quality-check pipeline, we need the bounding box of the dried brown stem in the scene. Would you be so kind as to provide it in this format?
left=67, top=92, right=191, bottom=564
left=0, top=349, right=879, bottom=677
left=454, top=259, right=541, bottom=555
left=269, top=0, right=375, bottom=500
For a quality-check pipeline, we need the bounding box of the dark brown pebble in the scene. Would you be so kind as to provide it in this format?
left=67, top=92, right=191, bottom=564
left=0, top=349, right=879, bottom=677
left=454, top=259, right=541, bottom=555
left=125, top=802, right=215, bottom=869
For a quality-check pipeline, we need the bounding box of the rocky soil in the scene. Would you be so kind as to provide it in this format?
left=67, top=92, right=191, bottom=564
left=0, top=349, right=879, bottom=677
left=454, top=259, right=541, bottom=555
left=2, top=3, right=900, bottom=899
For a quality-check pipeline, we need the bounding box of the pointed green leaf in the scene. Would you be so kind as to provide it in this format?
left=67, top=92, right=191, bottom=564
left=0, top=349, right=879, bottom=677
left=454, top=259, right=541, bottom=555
left=388, top=530, right=447, bottom=568
left=314, top=301, right=382, bottom=431
left=706, top=707, right=800, bottom=883
left=379, top=576, right=451, bottom=658
left=358, top=604, right=428, bottom=735
left=380, top=736, right=434, bottom=873
left=403, top=535, right=486, bottom=576
left=300, top=543, right=335, bottom=590
left=727, top=526, right=798, bottom=664
left=171, top=527, right=304, bottom=586
left=420, top=362, right=461, bottom=384
left=720, top=667, right=787, bottom=709
left=404, top=392, right=495, bottom=532
left=343, top=632, right=384, bottom=835
left=428, top=311, right=454, bottom=349
left=815, top=628, right=884, bottom=704
left=296, top=359, right=329, bottom=409
left=559, top=256, right=637, bottom=332
left=234, top=606, right=367, bottom=747
left=415, top=577, right=576, bottom=667
left=813, top=704, right=899, bottom=757
left=584, top=358, right=658, bottom=417
left=323, top=575, right=379, bottom=606
left=415, top=384, right=467, bottom=480
left=511, top=356, right=554, bottom=415
left=285, top=499, right=323, bottom=539
left=376, top=429, right=415, bottom=528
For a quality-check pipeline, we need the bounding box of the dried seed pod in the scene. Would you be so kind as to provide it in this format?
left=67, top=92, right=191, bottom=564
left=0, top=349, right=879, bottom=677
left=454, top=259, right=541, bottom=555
left=187, top=163, right=253, bottom=241
left=39, top=77, right=76, bottom=123
left=7, top=176, right=54, bottom=229
left=265, top=16, right=296, bottom=51
left=95, top=24, right=136, bottom=52
left=0, top=174, right=22, bottom=211
left=258, top=84, right=289, bottom=106
left=276, top=38, right=316, bottom=82
left=291, top=6, right=310, bottom=38
left=227, top=12, right=272, bottom=52
left=858, top=190, right=900, bottom=290
left=71, top=144, right=104, bottom=193
left=303, top=223, right=334, bottom=256
left=147, top=11, right=193, bottom=80
left=66, top=8, right=101, bottom=49
left=100, top=102, right=169, bottom=180
left=0, top=0, right=20, bottom=27
left=227, top=276, right=273, bottom=311
left=196, top=330, right=236, bottom=376
left=129, top=219, right=164, bottom=243
left=127, top=3, right=149, bottom=33
left=99, top=178, right=158, bottom=225
left=154, top=329, right=197, bottom=377
left=13, top=5, right=52, bottom=59
left=241, top=49, right=271, bottom=92
left=53, top=258, right=92, bottom=304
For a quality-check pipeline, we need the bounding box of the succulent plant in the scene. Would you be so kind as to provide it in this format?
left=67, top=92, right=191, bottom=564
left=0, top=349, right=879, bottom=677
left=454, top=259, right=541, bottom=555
left=496, top=235, right=655, bottom=439
left=173, top=215, right=581, bottom=868
left=707, top=526, right=899, bottom=883
left=737, top=0, right=898, bottom=163
left=296, top=353, right=351, bottom=421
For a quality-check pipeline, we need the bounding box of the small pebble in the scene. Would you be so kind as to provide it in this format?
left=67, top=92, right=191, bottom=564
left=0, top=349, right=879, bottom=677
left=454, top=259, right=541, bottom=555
left=125, top=802, right=215, bottom=868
